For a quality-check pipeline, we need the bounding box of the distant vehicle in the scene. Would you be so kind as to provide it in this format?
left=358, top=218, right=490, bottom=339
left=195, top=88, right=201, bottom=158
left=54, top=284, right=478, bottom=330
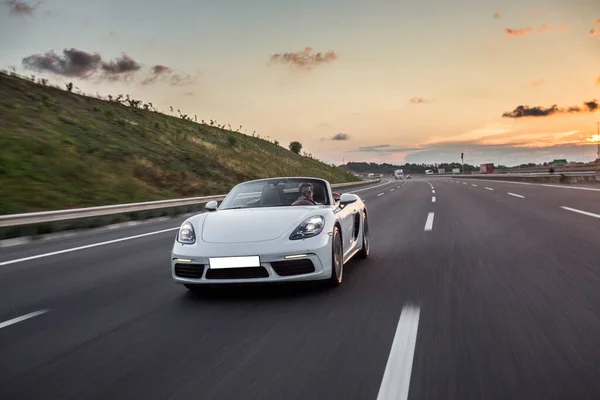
left=394, top=169, right=404, bottom=179
left=425, top=169, right=433, bottom=175
left=480, top=163, right=495, bottom=174
left=171, top=177, right=370, bottom=292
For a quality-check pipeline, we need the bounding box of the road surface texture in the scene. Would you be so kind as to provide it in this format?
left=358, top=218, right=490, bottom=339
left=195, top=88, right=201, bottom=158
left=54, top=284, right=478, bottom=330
left=1, top=177, right=600, bottom=400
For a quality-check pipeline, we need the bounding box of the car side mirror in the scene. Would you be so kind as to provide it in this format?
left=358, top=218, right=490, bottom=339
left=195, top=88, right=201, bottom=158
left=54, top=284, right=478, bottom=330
left=205, top=200, right=218, bottom=211
left=339, top=193, right=358, bottom=206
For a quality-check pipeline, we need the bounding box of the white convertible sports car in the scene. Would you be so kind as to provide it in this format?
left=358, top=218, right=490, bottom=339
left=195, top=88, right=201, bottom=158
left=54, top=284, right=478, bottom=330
left=171, top=177, right=370, bottom=291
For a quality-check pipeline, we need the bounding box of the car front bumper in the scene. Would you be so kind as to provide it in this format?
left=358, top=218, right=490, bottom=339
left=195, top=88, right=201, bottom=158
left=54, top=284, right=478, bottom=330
left=171, top=233, right=334, bottom=285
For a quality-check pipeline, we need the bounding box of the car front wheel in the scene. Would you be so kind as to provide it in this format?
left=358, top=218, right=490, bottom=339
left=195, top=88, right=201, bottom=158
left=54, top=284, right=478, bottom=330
left=327, top=225, right=343, bottom=287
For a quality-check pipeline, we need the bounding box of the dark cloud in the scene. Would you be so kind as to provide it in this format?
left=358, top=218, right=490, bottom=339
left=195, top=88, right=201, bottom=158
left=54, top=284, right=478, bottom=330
left=350, top=144, right=423, bottom=154
left=270, top=47, right=337, bottom=69
left=505, top=26, right=535, bottom=36
left=22, top=48, right=196, bottom=86
left=409, top=97, right=432, bottom=104
left=141, top=65, right=195, bottom=86
left=331, top=133, right=350, bottom=141
left=4, top=0, right=38, bottom=15
left=502, top=100, right=599, bottom=118
left=100, top=54, right=141, bottom=75
left=152, top=65, right=170, bottom=74
left=494, top=11, right=502, bottom=19
left=22, top=48, right=102, bottom=78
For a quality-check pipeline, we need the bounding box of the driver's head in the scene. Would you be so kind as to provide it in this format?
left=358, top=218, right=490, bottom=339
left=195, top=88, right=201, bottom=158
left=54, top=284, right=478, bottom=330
left=299, top=182, right=314, bottom=200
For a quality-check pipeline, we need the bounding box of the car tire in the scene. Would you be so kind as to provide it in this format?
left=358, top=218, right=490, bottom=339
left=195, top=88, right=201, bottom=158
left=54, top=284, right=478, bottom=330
left=357, top=211, right=369, bottom=259
left=327, top=225, right=343, bottom=287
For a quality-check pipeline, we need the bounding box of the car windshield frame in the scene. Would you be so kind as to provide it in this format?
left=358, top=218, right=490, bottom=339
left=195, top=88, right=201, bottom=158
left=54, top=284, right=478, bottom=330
left=218, top=178, right=331, bottom=210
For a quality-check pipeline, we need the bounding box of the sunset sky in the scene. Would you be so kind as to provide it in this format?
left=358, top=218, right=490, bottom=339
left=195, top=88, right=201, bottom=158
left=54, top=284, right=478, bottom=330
left=2, top=0, right=600, bottom=166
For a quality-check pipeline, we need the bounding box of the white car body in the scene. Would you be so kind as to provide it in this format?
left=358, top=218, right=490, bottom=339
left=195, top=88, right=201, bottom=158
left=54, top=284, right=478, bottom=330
left=171, top=177, right=370, bottom=290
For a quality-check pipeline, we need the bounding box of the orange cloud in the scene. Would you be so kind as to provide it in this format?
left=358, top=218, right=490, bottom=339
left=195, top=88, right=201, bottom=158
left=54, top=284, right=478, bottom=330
left=591, top=29, right=600, bottom=36
left=596, top=75, right=600, bottom=85
left=409, top=97, right=432, bottom=104
left=269, top=47, right=338, bottom=69
left=506, top=24, right=570, bottom=36
left=505, top=26, right=534, bottom=36
left=494, top=11, right=502, bottom=19
left=531, top=79, right=545, bottom=88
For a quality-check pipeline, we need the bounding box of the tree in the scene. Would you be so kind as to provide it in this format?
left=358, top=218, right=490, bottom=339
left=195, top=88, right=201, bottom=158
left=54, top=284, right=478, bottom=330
left=289, top=141, right=302, bottom=154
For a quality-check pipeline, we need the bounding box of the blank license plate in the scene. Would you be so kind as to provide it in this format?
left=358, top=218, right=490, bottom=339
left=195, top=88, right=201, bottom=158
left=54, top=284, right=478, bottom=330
left=208, top=256, right=261, bottom=269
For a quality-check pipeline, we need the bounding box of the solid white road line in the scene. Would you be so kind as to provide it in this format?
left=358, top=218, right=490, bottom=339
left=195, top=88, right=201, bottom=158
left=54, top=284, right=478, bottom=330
left=560, top=206, right=600, bottom=219
left=485, top=187, right=494, bottom=191
left=507, top=192, right=525, bottom=198
left=0, top=227, right=179, bottom=267
left=377, top=305, right=420, bottom=400
left=0, top=310, right=49, bottom=330
left=432, top=196, right=436, bottom=203
left=424, top=212, right=434, bottom=231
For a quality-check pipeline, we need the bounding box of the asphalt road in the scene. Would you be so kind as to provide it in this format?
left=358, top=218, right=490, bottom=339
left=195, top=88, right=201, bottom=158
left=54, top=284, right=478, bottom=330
left=1, top=177, right=600, bottom=400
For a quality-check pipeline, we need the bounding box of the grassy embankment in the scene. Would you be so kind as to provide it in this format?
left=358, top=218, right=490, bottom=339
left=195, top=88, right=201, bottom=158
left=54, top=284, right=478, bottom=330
left=0, top=71, right=360, bottom=237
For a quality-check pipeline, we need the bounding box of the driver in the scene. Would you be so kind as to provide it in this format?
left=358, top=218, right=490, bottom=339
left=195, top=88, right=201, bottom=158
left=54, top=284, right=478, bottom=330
left=292, top=182, right=318, bottom=205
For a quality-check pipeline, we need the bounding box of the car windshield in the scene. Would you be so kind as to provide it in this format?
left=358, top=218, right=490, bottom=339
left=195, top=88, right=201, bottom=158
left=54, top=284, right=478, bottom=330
left=219, top=178, right=331, bottom=209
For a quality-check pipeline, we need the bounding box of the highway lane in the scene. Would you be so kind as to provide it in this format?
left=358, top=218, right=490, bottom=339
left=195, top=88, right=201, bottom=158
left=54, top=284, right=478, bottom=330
left=408, top=178, right=600, bottom=400
left=442, top=177, right=600, bottom=215
left=2, top=177, right=600, bottom=399
left=0, top=178, right=423, bottom=400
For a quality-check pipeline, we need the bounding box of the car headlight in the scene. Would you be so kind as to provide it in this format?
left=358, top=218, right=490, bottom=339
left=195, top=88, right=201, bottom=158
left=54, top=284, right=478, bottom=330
left=177, top=222, right=196, bottom=244
left=289, top=216, right=325, bottom=240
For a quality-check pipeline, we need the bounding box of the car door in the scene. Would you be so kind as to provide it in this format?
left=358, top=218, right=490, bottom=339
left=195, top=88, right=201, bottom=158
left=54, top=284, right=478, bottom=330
left=336, top=197, right=358, bottom=260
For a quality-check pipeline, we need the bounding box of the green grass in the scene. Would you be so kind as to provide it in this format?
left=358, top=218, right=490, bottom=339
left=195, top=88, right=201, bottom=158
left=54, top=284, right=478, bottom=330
left=0, top=72, right=360, bottom=215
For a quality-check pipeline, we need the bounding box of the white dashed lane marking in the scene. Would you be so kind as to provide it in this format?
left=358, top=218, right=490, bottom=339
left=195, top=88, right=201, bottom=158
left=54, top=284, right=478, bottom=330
left=424, top=212, right=434, bottom=231
left=376, top=305, right=421, bottom=400
left=0, top=310, right=49, bottom=330
left=560, top=206, right=600, bottom=219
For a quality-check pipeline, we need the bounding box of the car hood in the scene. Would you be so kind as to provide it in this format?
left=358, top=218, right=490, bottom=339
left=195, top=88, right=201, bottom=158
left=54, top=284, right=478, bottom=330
left=200, top=207, right=324, bottom=243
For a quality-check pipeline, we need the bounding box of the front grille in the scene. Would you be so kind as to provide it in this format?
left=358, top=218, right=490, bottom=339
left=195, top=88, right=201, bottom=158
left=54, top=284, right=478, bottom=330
left=205, top=267, right=269, bottom=279
left=174, top=263, right=205, bottom=279
left=271, top=259, right=315, bottom=276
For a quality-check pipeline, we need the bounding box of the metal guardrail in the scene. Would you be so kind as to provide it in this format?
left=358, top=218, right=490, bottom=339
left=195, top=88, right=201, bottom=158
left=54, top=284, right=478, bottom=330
left=0, top=179, right=380, bottom=228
